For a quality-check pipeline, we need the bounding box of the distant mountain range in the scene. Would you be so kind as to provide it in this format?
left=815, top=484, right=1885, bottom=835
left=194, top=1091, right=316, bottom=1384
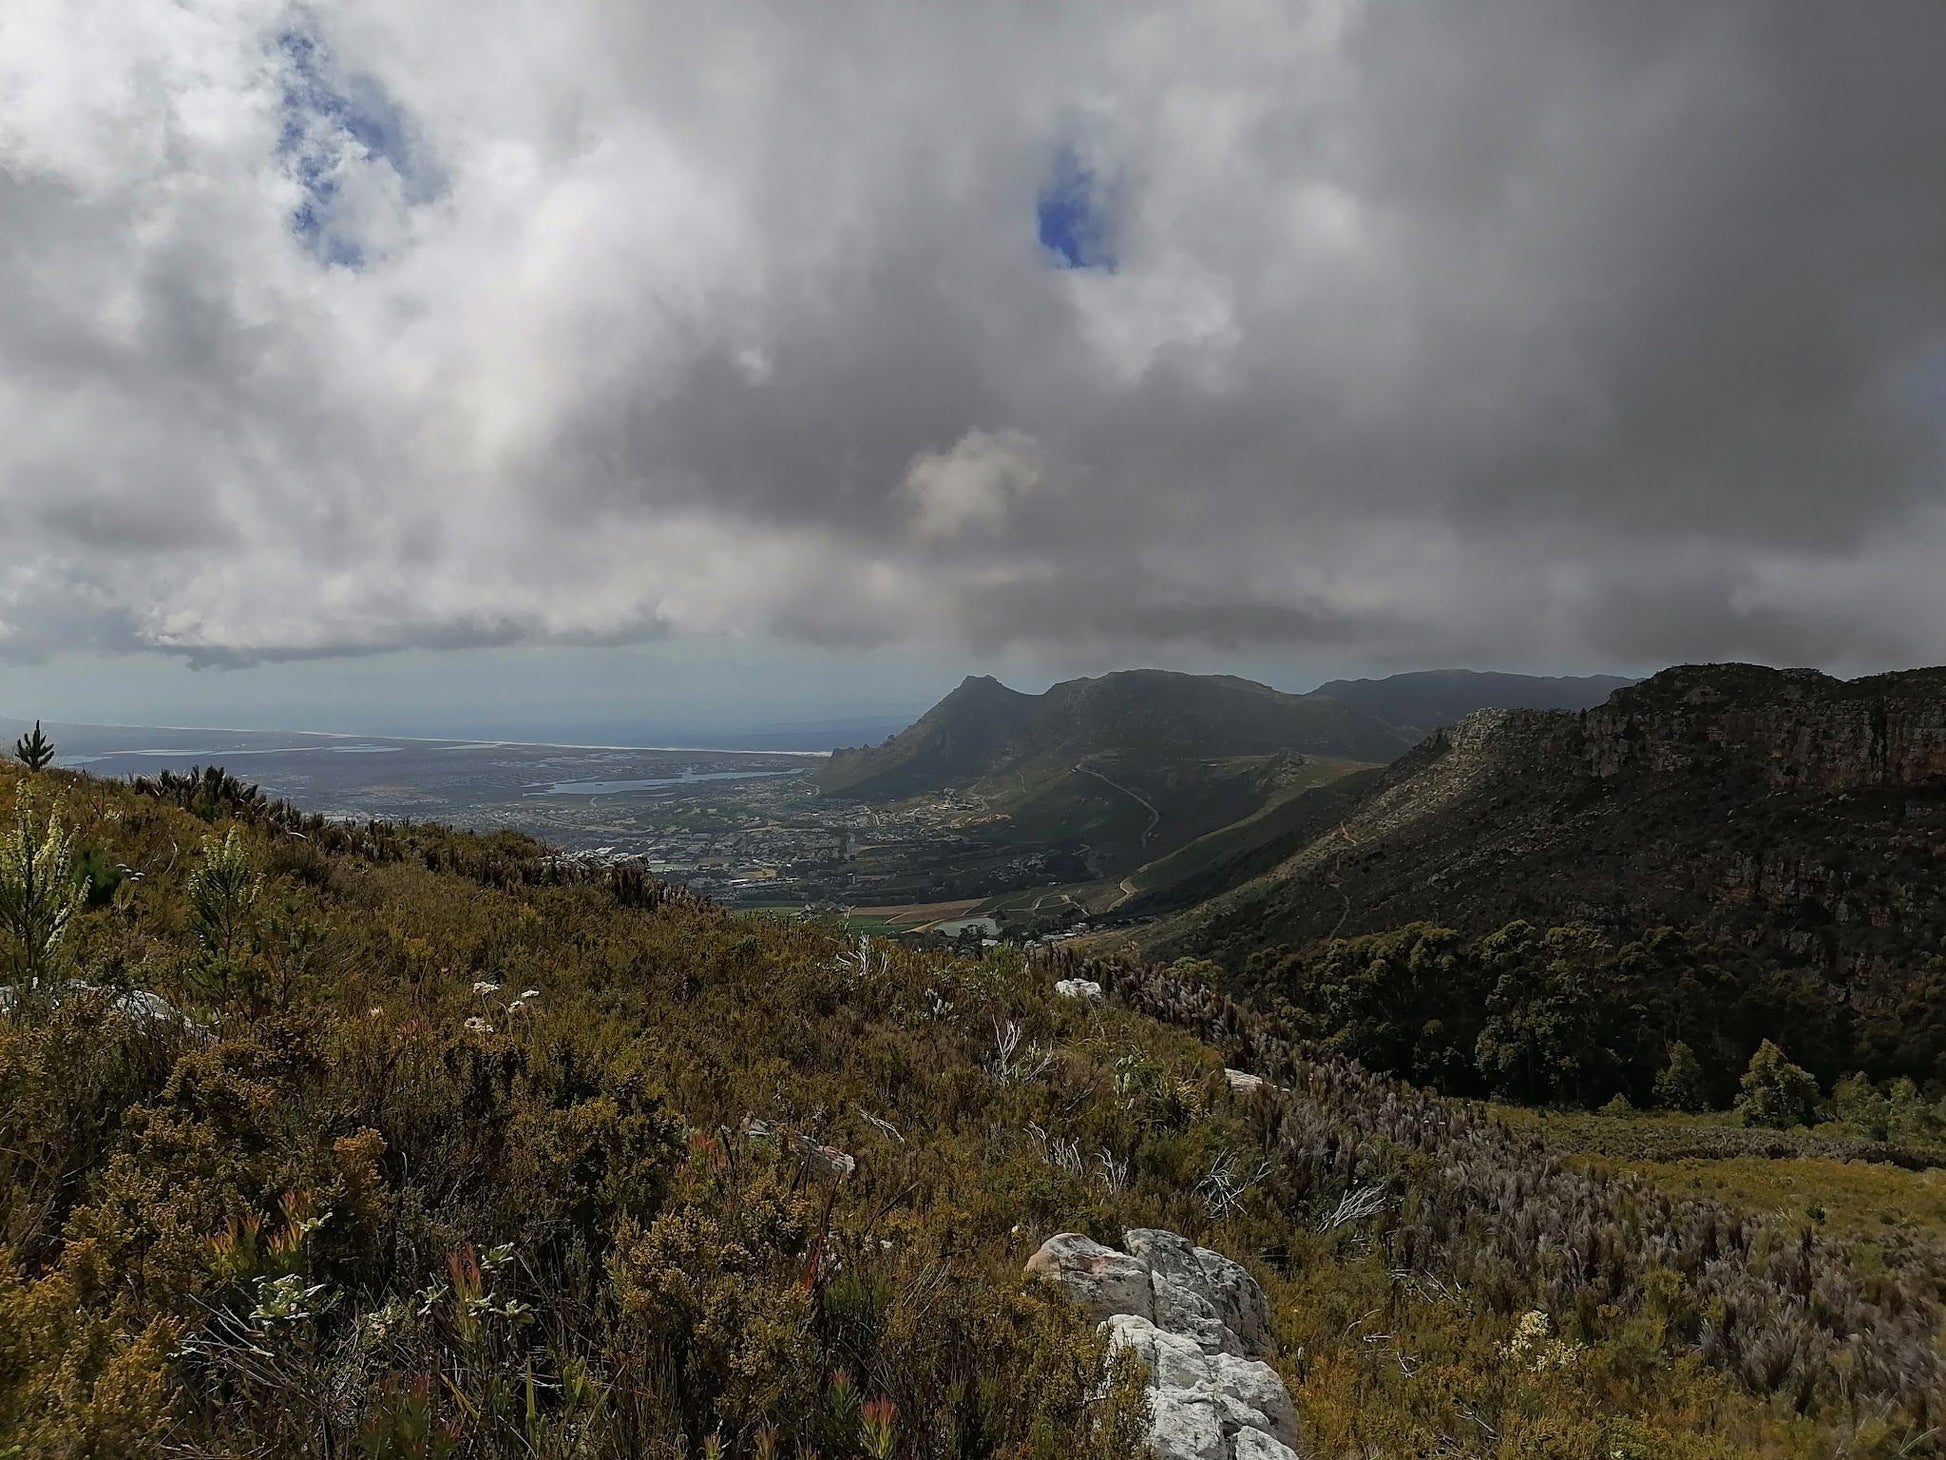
left=815, top=667, right=1643, bottom=879
left=815, top=670, right=1417, bottom=874
left=1311, top=669, right=1635, bottom=737
left=817, top=670, right=1417, bottom=799
left=819, top=667, right=1631, bottom=798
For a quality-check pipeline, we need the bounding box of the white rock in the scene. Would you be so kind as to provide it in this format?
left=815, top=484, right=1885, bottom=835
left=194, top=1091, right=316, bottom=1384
left=1144, top=1388, right=1228, bottom=1460
left=1124, top=1229, right=1273, bottom=1358
left=1103, top=1312, right=1300, bottom=1452
left=1025, top=1233, right=1153, bottom=1324
left=107, top=989, right=187, bottom=1025
left=1124, top=1228, right=1205, bottom=1289
left=1209, top=1389, right=1278, bottom=1440
left=1153, top=1270, right=1247, bottom=1356
left=1193, top=1246, right=1273, bottom=1356
left=1207, top=1353, right=1301, bottom=1449
left=1224, top=1068, right=1278, bottom=1094
left=1054, top=978, right=1105, bottom=1002
left=1030, top=1228, right=1300, bottom=1460
left=1101, top=1313, right=1215, bottom=1391
left=1230, top=1427, right=1303, bottom=1460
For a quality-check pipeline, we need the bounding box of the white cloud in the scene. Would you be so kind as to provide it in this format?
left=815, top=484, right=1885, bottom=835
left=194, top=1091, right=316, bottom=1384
left=900, top=430, right=1046, bottom=540
left=1, top=1, right=1944, bottom=672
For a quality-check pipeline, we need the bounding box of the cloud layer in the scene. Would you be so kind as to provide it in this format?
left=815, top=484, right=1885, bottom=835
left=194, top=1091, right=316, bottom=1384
left=4, top=0, right=1945, bottom=670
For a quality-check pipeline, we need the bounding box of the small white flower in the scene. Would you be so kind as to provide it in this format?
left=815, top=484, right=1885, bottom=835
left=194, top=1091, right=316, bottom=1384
left=473, top=980, right=501, bottom=997
left=520, top=988, right=540, bottom=1000
left=505, top=1000, right=526, bottom=1014
left=464, top=1016, right=494, bottom=1035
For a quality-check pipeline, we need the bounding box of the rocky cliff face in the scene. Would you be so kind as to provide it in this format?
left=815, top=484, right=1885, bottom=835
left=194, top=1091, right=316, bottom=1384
left=1398, top=662, right=1946, bottom=794
left=1582, top=664, right=1946, bottom=790
left=1144, top=663, right=1946, bottom=981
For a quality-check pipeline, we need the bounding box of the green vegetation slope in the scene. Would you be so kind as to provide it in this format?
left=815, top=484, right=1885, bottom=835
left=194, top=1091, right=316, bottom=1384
left=1130, top=663, right=1946, bottom=1099
left=3, top=754, right=1943, bottom=1455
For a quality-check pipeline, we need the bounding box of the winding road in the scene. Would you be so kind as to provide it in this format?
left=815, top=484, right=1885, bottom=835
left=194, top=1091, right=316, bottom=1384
left=1072, top=761, right=1161, bottom=844
left=1325, top=821, right=1360, bottom=940
left=1072, top=760, right=1160, bottom=913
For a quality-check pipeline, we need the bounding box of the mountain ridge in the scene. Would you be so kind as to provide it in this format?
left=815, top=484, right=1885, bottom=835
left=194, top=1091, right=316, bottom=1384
left=813, top=669, right=1418, bottom=877
left=1136, top=663, right=1946, bottom=997
left=816, top=668, right=1415, bottom=801
left=1311, top=668, right=1636, bottom=735
left=817, top=666, right=1646, bottom=803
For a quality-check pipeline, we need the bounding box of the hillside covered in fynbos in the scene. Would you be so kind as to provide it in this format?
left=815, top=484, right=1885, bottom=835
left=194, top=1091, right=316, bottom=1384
left=1, top=757, right=1942, bottom=1458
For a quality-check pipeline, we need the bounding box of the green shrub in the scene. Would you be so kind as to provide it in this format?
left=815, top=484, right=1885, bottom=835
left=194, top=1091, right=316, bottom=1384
left=0, top=789, right=82, bottom=988
left=1734, top=1040, right=1820, bottom=1130
left=1654, top=1041, right=1710, bottom=1112
left=11, top=723, right=54, bottom=773
left=185, top=828, right=261, bottom=968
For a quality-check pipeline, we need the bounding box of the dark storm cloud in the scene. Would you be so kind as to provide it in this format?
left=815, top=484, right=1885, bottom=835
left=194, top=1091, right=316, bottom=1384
left=1, top=0, right=1943, bottom=670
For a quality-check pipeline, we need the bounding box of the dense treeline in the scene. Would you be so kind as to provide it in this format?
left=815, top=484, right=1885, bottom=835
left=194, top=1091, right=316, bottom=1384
left=3, top=753, right=1944, bottom=1457
left=1234, top=921, right=1946, bottom=1109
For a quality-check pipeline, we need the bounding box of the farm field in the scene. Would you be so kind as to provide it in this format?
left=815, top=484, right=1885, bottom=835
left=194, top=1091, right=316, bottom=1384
left=842, top=898, right=988, bottom=928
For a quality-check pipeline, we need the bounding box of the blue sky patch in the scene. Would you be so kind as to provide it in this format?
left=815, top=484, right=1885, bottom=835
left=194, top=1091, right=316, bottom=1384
left=276, top=25, right=437, bottom=269
left=1036, top=142, right=1118, bottom=271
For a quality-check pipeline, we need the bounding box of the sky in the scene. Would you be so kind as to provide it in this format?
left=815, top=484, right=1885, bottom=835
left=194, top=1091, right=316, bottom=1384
left=3, top=1, right=1945, bottom=738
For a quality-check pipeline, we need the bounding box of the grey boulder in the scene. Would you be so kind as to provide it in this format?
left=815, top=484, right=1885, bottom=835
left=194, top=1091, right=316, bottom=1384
left=1024, top=1232, right=1154, bottom=1325
left=1025, top=1228, right=1303, bottom=1459
left=1124, top=1228, right=1273, bottom=1357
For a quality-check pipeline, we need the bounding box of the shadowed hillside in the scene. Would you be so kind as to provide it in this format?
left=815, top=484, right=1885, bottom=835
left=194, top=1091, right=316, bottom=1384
left=1148, top=665, right=1946, bottom=949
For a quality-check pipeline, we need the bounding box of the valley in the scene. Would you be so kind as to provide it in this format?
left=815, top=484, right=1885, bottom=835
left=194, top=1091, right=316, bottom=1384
left=5, top=669, right=1642, bottom=936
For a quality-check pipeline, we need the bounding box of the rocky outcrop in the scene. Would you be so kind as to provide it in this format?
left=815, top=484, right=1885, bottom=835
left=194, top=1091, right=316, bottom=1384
left=1024, top=1232, right=1156, bottom=1325
left=1125, top=1228, right=1272, bottom=1357
left=1026, top=1230, right=1300, bottom=1460
left=1055, top=977, right=1106, bottom=1002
